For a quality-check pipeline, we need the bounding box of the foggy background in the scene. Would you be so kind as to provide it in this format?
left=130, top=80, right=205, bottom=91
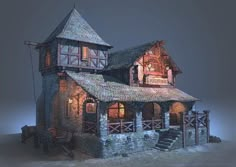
left=0, top=0, right=235, bottom=140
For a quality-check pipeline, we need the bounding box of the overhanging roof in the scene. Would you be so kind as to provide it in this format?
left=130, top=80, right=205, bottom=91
left=44, top=8, right=111, bottom=47
left=66, top=71, right=198, bottom=102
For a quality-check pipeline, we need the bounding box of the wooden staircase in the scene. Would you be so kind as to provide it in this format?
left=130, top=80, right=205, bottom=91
left=155, top=128, right=181, bottom=151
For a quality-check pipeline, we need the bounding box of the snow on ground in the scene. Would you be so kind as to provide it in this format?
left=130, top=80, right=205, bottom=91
left=0, top=134, right=236, bottom=167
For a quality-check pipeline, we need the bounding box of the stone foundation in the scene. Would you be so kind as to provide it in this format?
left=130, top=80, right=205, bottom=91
left=75, top=130, right=159, bottom=158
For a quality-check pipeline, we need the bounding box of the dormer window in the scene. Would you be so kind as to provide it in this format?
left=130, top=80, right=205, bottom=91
left=81, top=46, right=88, bottom=61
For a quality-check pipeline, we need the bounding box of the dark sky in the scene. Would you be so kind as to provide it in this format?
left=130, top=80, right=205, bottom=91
left=0, top=0, right=235, bottom=139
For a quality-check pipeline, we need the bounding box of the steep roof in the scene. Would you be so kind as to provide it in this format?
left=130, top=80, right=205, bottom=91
left=66, top=71, right=198, bottom=102
left=106, top=40, right=181, bottom=73
left=44, top=8, right=111, bottom=47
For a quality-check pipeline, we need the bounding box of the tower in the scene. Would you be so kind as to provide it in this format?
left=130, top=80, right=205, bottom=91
left=36, top=8, right=112, bottom=130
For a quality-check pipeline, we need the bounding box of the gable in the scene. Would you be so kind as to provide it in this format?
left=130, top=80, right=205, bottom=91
left=106, top=41, right=181, bottom=74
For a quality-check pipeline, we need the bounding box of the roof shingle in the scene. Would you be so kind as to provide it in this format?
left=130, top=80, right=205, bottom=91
left=44, top=8, right=111, bottom=47
left=66, top=71, right=198, bottom=102
left=106, top=41, right=181, bottom=73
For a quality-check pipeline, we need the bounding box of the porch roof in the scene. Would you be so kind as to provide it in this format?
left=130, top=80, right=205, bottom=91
left=66, top=71, right=198, bottom=102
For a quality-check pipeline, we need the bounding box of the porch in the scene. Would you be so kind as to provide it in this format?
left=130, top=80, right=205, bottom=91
left=83, top=118, right=163, bottom=134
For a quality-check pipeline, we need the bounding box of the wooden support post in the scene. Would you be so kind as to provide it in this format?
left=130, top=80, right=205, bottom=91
left=203, top=110, right=210, bottom=143
left=133, top=119, right=135, bottom=132
left=151, top=117, right=154, bottom=130
left=193, top=111, right=199, bottom=145
left=180, top=112, right=186, bottom=148
left=120, top=119, right=123, bottom=133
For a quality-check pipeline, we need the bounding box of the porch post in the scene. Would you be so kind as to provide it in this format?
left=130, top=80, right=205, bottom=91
left=203, top=110, right=210, bottom=143
left=135, top=110, right=143, bottom=132
left=160, top=102, right=170, bottom=129
left=96, top=101, right=108, bottom=139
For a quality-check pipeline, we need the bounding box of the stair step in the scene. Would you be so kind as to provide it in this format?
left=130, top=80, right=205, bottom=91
left=158, top=141, right=172, bottom=146
left=159, top=139, right=173, bottom=143
left=156, top=143, right=170, bottom=149
left=161, top=138, right=175, bottom=142
left=154, top=147, right=169, bottom=152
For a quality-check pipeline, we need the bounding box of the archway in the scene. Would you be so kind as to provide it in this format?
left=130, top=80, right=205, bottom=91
left=169, top=102, right=187, bottom=126
left=142, top=103, right=161, bottom=120
left=82, top=98, right=97, bottom=133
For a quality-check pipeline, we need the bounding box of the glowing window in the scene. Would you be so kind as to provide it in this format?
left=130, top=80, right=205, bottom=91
left=45, top=49, right=51, bottom=67
left=86, top=102, right=96, bottom=113
left=170, top=102, right=187, bottom=113
left=81, top=46, right=88, bottom=60
left=108, top=103, right=125, bottom=119
left=59, top=80, right=67, bottom=92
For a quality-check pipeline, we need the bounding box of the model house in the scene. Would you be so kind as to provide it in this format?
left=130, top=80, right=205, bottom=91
left=35, top=8, right=210, bottom=158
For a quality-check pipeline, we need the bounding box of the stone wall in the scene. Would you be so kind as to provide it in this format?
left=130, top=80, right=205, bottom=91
left=74, top=130, right=159, bottom=158
left=185, top=127, right=208, bottom=146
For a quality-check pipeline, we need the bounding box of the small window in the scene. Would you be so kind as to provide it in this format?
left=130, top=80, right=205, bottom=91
left=59, top=80, right=67, bottom=92
left=45, top=49, right=51, bottom=67
left=81, top=46, right=88, bottom=61
left=108, top=103, right=125, bottom=119
left=65, top=96, right=80, bottom=118
left=86, top=102, right=96, bottom=113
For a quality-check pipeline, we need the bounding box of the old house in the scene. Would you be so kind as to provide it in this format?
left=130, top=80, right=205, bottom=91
left=34, top=8, right=210, bottom=158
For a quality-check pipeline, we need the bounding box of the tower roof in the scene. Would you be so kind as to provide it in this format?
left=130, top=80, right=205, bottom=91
left=44, top=8, right=111, bottom=47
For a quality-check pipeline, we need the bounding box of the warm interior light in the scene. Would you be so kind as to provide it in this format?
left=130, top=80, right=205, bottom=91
left=68, top=98, right=73, bottom=104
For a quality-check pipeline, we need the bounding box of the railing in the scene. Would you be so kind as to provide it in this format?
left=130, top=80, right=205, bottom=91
left=181, top=110, right=210, bottom=148
left=142, top=118, right=162, bottom=130
left=108, top=119, right=135, bottom=134
left=83, top=121, right=97, bottom=134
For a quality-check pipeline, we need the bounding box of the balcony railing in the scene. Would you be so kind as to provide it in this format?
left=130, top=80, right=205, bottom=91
left=108, top=119, right=135, bottom=134
left=83, top=121, right=97, bottom=134
left=142, top=118, right=162, bottom=130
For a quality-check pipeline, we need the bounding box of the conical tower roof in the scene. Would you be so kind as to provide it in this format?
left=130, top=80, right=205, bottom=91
left=45, top=8, right=111, bottom=47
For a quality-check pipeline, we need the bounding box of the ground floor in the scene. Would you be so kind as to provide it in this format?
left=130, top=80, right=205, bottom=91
left=0, top=134, right=234, bottom=167
left=35, top=72, right=209, bottom=158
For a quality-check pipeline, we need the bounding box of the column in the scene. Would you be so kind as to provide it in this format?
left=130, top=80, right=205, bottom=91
left=135, top=110, right=143, bottom=132
left=160, top=102, right=170, bottom=129
left=96, top=101, right=108, bottom=139
left=203, top=110, right=210, bottom=143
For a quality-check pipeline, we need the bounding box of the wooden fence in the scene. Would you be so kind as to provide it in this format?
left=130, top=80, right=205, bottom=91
left=83, top=121, right=97, bottom=134
left=142, top=118, right=162, bottom=130
left=181, top=110, right=210, bottom=148
left=108, top=119, right=135, bottom=134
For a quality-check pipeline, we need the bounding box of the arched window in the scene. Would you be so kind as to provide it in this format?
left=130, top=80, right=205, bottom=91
left=108, top=103, right=125, bottom=119
left=170, top=102, right=186, bottom=113
left=143, top=103, right=161, bottom=120
left=85, top=99, right=97, bottom=113
left=170, top=102, right=187, bottom=125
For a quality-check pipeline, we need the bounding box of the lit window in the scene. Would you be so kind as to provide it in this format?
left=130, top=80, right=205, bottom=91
left=86, top=102, right=96, bottom=113
left=45, top=49, right=51, bottom=67
left=81, top=46, right=88, bottom=60
left=170, top=102, right=186, bottom=113
left=59, top=80, right=67, bottom=92
left=108, top=103, right=125, bottom=119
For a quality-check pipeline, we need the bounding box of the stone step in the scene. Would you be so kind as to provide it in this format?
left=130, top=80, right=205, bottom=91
left=154, top=147, right=169, bottom=152
left=158, top=141, right=173, bottom=146
left=161, top=138, right=175, bottom=142
left=156, top=143, right=170, bottom=149
left=164, top=135, right=178, bottom=140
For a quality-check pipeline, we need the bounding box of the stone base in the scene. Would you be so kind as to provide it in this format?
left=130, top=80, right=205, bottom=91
left=74, top=130, right=159, bottom=158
